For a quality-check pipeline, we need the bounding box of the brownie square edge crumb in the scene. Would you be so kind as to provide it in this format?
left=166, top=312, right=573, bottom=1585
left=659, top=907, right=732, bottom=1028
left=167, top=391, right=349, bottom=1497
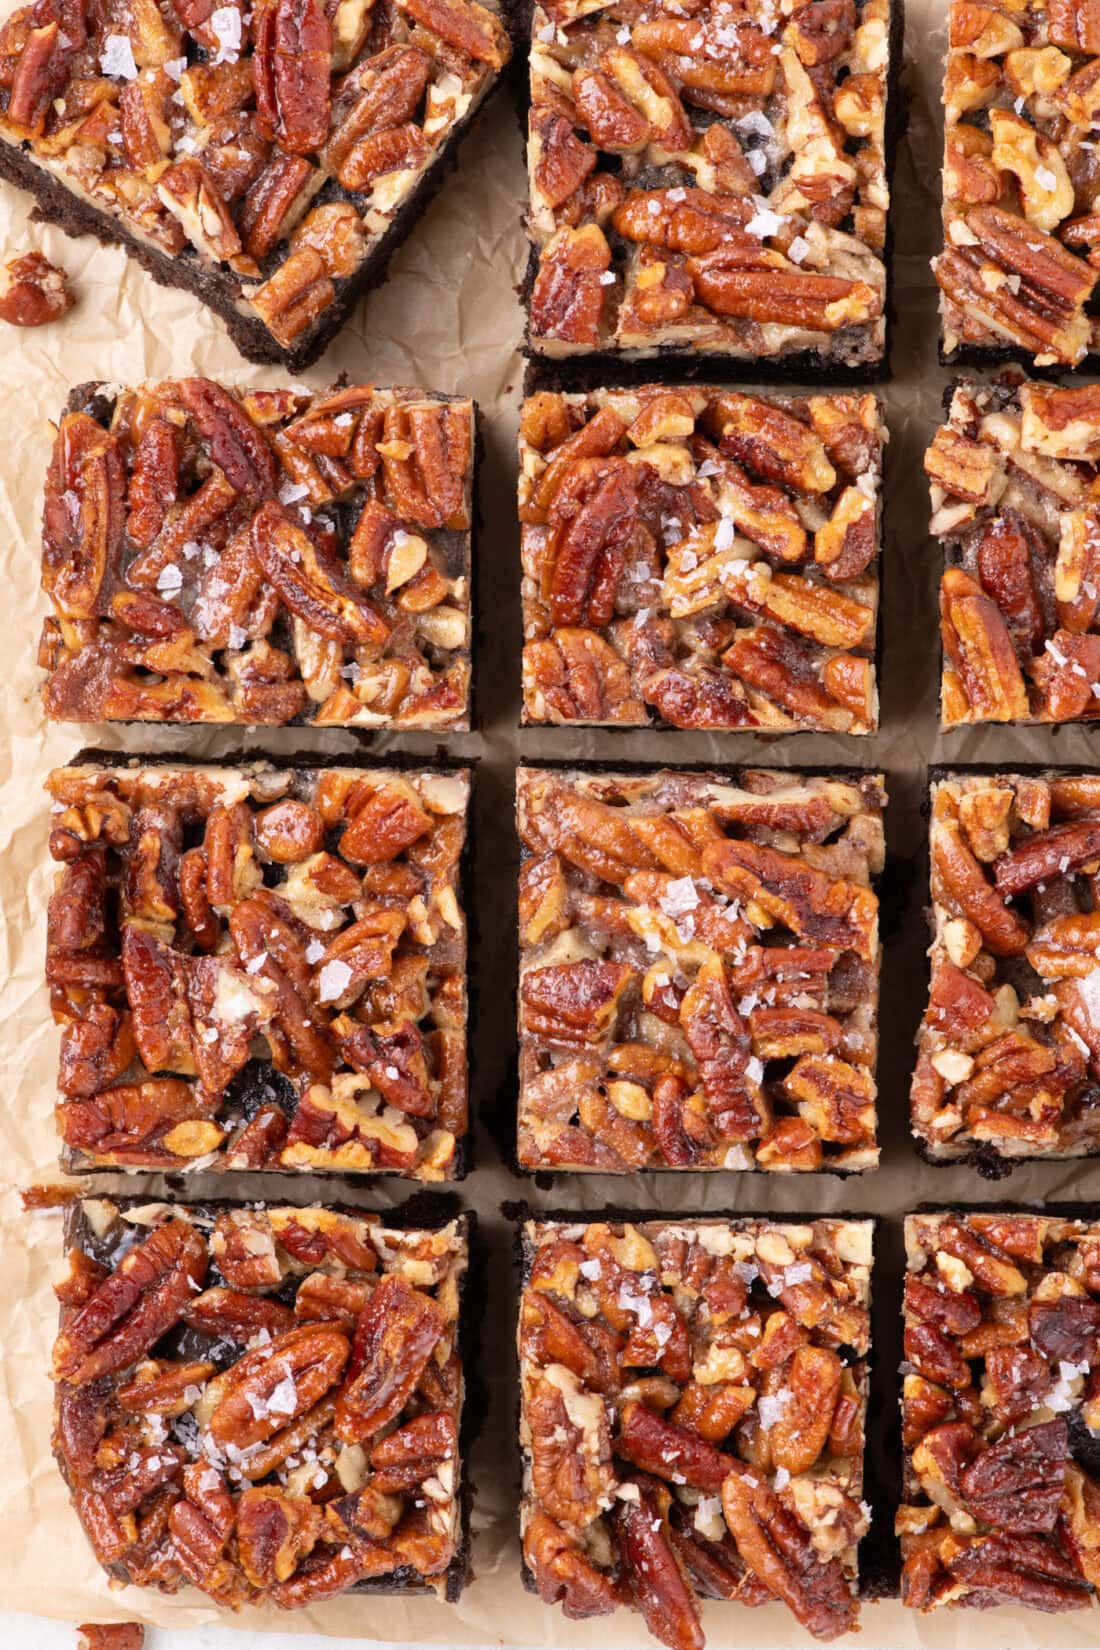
left=519, top=384, right=883, bottom=732
left=519, top=1212, right=873, bottom=1644
left=47, top=756, right=469, bottom=1179
left=516, top=763, right=884, bottom=1173
left=54, top=1195, right=470, bottom=1606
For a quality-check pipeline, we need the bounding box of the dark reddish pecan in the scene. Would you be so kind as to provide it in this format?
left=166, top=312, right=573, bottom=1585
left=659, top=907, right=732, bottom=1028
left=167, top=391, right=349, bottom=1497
left=958, top=1421, right=1069, bottom=1534
left=54, top=1219, right=208, bottom=1382
left=77, top=1629, right=145, bottom=1650
left=530, top=226, right=611, bottom=346
left=613, top=1479, right=704, bottom=1650
left=532, top=106, right=596, bottom=209
left=521, top=960, right=633, bottom=1048
left=253, top=0, right=332, bottom=153
left=334, top=1275, right=445, bottom=1442
left=543, top=458, right=639, bottom=628
left=42, top=413, right=125, bottom=622
left=529, top=1371, right=614, bottom=1526
left=178, top=379, right=276, bottom=501
left=616, top=1401, right=741, bottom=1493
left=251, top=501, right=389, bottom=645
left=994, top=821, right=1100, bottom=898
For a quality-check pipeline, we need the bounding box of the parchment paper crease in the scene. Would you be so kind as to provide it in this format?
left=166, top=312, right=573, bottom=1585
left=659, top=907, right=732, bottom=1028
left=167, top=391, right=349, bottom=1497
left=4, top=8, right=1100, bottom=1642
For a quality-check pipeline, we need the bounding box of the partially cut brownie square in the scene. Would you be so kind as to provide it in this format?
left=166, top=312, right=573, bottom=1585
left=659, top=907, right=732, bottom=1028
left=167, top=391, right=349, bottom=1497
left=520, top=386, right=884, bottom=731
left=46, top=758, right=469, bottom=1178
left=900, top=1209, right=1100, bottom=1613
left=53, top=1195, right=470, bottom=1606
left=0, top=0, right=510, bottom=368
left=934, top=0, right=1100, bottom=369
left=519, top=1213, right=873, bottom=1645
left=524, top=0, right=894, bottom=376
left=517, top=765, right=884, bottom=1173
left=929, top=378, right=1100, bottom=728
left=39, top=378, right=473, bottom=728
left=913, top=769, right=1100, bottom=1164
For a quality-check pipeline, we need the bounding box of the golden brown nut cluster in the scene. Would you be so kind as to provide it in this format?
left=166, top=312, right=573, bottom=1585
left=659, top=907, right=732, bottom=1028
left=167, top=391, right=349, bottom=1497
left=520, top=385, right=884, bottom=731
left=54, top=1198, right=467, bottom=1608
left=517, top=766, right=884, bottom=1172
left=900, top=1212, right=1100, bottom=1612
left=519, top=1215, right=873, bottom=1646
left=936, top=0, right=1100, bottom=365
left=38, top=378, right=473, bottom=728
left=46, top=760, right=468, bottom=1179
left=0, top=0, right=509, bottom=358
left=928, top=379, right=1100, bottom=727
left=913, top=771, right=1100, bottom=1164
left=525, top=0, right=891, bottom=366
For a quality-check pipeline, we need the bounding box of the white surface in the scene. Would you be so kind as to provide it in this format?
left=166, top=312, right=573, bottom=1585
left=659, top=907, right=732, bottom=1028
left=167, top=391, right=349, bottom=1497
left=0, top=1618, right=503, bottom=1650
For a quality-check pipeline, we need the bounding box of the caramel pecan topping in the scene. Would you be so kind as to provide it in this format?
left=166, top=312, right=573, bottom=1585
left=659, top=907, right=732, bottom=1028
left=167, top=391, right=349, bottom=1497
left=520, top=1216, right=873, bottom=1646
left=0, top=0, right=510, bottom=357
left=913, top=771, right=1100, bottom=1165
left=900, top=1212, right=1100, bottom=1613
left=525, top=0, right=890, bottom=366
left=39, top=378, right=472, bottom=728
left=936, top=0, right=1100, bottom=364
left=46, top=759, right=468, bottom=1180
left=54, top=1199, right=467, bottom=1608
left=520, top=386, right=883, bottom=732
left=930, top=377, right=1100, bottom=727
left=517, top=766, right=884, bottom=1173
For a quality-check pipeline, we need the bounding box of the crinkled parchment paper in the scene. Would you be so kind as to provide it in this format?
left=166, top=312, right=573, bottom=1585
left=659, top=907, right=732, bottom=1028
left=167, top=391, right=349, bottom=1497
left=6, top=5, right=1100, bottom=1643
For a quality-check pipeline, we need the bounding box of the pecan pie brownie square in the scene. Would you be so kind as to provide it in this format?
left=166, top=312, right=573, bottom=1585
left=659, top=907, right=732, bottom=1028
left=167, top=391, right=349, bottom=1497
left=929, top=378, right=1100, bottom=728
left=935, top=0, right=1100, bottom=369
left=900, top=1210, right=1100, bottom=1613
left=524, top=0, right=895, bottom=376
left=912, top=769, right=1100, bottom=1164
left=519, top=386, right=884, bottom=731
left=0, top=0, right=510, bottom=367
left=516, top=765, right=884, bottom=1173
left=46, top=758, right=469, bottom=1178
left=518, top=1214, right=873, bottom=1645
left=53, top=1196, right=470, bottom=1606
left=39, top=378, right=473, bottom=728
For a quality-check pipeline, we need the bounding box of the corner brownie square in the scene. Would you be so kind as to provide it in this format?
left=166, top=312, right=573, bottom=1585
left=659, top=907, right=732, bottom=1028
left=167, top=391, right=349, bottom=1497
left=524, top=0, right=894, bottom=377
left=900, top=1210, right=1100, bottom=1613
left=46, top=758, right=469, bottom=1178
left=520, top=385, right=884, bottom=731
left=913, top=769, right=1100, bottom=1164
left=934, top=0, right=1100, bottom=368
left=928, top=377, right=1100, bottom=728
left=519, top=1213, right=873, bottom=1645
left=0, top=0, right=510, bottom=368
left=53, top=1196, right=469, bottom=1606
left=39, top=378, right=473, bottom=728
left=516, top=765, right=884, bottom=1173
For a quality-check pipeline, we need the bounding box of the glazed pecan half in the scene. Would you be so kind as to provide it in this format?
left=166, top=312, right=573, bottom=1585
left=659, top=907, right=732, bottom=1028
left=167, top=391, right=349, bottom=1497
left=519, top=1215, right=873, bottom=1647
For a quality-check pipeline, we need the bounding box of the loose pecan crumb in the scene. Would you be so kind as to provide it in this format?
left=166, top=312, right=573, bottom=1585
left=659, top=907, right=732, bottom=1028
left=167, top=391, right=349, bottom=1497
left=0, top=250, right=74, bottom=325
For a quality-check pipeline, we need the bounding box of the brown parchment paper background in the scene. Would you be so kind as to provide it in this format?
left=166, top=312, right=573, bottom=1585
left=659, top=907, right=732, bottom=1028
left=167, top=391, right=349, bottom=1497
left=10, top=3, right=1100, bottom=1642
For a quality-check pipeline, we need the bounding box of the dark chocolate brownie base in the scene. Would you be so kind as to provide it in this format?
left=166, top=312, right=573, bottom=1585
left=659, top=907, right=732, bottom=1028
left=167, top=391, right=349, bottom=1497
left=938, top=338, right=1100, bottom=379
left=60, top=1193, right=477, bottom=1601
left=0, top=75, right=505, bottom=371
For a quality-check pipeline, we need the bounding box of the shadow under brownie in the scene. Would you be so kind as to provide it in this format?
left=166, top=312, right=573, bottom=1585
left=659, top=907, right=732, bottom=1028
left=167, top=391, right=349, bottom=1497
left=0, top=0, right=511, bottom=368
left=47, top=756, right=470, bottom=1179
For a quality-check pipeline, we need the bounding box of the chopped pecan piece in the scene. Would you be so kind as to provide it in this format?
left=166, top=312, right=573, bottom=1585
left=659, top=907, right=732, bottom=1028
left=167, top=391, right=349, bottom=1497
left=0, top=249, right=74, bottom=325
